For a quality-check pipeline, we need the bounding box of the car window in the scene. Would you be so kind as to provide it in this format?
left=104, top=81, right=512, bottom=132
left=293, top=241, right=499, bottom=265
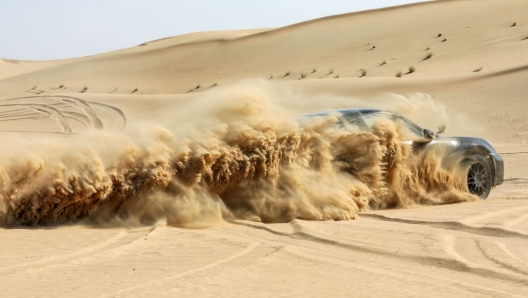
left=361, top=114, right=393, bottom=129
left=349, top=113, right=423, bottom=138
left=347, top=117, right=369, bottom=131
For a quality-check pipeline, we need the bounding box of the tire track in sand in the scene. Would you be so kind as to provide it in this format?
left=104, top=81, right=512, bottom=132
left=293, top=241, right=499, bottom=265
left=0, top=95, right=127, bottom=133
left=475, top=239, right=528, bottom=277
left=227, top=221, right=526, bottom=297
left=361, top=213, right=528, bottom=239
left=0, top=230, right=149, bottom=275
left=232, top=220, right=528, bottom=287
left=103, top=241, right=263, bottom=297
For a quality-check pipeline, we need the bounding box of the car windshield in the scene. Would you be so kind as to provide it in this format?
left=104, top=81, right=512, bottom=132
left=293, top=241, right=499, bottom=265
left=347, top=113, right=423, bottom=139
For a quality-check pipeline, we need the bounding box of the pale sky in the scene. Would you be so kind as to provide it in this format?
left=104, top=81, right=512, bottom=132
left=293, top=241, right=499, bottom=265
left=0, top=0, right=426, bottom=61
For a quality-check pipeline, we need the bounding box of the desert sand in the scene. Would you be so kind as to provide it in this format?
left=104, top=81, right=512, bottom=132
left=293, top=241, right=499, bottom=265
left=1, top=0, right=528, bottom=296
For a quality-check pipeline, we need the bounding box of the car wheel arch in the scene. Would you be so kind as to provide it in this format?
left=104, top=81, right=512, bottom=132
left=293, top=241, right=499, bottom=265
left=455, top=145, right=496, bottom=185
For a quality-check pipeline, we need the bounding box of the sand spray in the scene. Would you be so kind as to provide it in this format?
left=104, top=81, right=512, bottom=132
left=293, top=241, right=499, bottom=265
left=0, top=82, right=476, bottom=227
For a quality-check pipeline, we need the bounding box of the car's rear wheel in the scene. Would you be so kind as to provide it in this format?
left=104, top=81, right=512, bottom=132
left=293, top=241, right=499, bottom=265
left=463, top=155, right=492, bottom=199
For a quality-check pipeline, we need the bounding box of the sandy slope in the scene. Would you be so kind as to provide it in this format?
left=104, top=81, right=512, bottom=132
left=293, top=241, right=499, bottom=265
left=0, top=58, right=73, bottom=80
left=1, top=0, right=528, bottom=296
left=1, top=200, right=527, bottom=297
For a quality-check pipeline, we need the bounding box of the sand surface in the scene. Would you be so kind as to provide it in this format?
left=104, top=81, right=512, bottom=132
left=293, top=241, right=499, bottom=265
left=1, top=0, right=528, bottom=296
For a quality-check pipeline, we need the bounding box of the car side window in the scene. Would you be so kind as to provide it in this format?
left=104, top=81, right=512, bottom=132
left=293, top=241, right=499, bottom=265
left=350, top=113, right=424, bottom=138
left=359, top=113, right=397, bottom=130
left=347, top=117, right=369, bottom=131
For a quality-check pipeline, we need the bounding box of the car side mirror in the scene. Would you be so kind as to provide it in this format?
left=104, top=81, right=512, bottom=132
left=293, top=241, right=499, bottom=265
left=423, top=129, right=436, bottom=140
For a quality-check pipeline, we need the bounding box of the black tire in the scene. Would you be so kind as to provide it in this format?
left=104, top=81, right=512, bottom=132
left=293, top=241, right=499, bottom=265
left=462, top=155, right=492, bottom=199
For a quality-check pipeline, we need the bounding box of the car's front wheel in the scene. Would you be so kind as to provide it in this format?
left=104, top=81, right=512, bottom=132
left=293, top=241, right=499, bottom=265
left=463, top=155, right=492, bottom=199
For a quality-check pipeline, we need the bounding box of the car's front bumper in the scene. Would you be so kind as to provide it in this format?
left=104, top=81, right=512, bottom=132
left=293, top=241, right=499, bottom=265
left=490, top=153, right=504, bottom=186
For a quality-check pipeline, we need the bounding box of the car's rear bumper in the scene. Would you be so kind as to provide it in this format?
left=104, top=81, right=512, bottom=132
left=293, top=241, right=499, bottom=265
left=490, top=153, right=504, bottom=186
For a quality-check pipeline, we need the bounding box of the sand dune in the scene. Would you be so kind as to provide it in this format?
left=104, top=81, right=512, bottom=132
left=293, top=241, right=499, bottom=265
left=1, top=0, right=528, bottom=296
left=2, top=0, right=528, bottom=92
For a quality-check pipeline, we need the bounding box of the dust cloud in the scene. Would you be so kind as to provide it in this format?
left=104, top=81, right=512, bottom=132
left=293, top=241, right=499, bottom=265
left=0, top=83, right=476, bottom=227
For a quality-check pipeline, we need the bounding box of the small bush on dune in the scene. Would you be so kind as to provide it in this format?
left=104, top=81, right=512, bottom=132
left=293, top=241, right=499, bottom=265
left=423, top=52, right=433, bottom=61
left=379, top=60, right=386, bottom=66
left=319, top=70, right=334, bottom=78
left=186, top=85, right=200, bottom=93
left=408, top=66, right=416, bottom=74
left=396, top=71, right=402, bottom=78
left=473, top=67, right=483, bottom=72
left=80, top=87, right=88, bottom=93
left=359, top=69, right=367, bottom=77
